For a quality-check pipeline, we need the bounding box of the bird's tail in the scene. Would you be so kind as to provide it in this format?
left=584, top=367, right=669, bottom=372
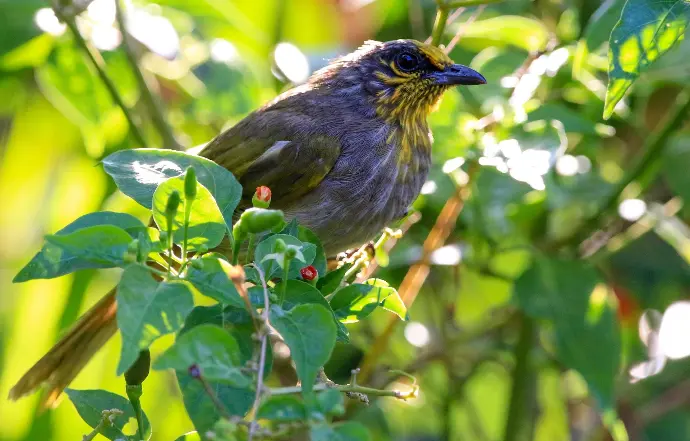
left=8, top=289, right=118, bottom=409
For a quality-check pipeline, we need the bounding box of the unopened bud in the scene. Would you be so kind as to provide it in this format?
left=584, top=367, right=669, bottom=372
left=285, top=247, right=297, bottom=259
left=252, top=186, right=271, bottom=208
left=184, top=167, right=197, bottom=201
left=165, top=190, right=181, bottom=219
left=274, top=238, right=287, bottom=253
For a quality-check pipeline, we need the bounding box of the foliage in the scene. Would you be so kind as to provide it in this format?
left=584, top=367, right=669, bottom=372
left=2, top=0, right=690, bottom=440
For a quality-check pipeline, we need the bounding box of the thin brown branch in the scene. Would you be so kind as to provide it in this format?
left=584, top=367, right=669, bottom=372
left=247, top=264, right=271, bottom=441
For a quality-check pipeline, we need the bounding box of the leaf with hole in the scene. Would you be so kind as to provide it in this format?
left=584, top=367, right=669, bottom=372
left=329, top=279, right=407, bottom=323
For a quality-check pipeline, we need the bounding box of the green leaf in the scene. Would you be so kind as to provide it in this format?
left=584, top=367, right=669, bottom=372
left=152, top=176, right=226, bottom=251
left=186, top=254, right=245, bottom=308
left=450, top=16, right=550, bottom=52
left=604, top=0, right=690, bottom=118
left=254, top=234, right=316, bottom=279
left=257, top=395, right=307, bottom=421
left=317, top=264, right=351, bottom=296
left=329, top=279, right=407, bottom=323
left=173, top=432, right=200, bottom=441
left=311, top=422, right=371, bottom=441
left=44, top=225, right=133, bottom=267
left=663, top=137, right=690, bottom=202
left=14, top=212, right=146, bottom=282
left=317, top=388, right=345, bottom=416
left=65, top=389, right=151, bottom=441
left=269, top=304, right=336, bottom=396
left=102, top=148, right=242, bottom=229
left=514, top=257, right=621, bottom=409
left=154, top=324, right=251, bottom=388
left=116, top=266, right=194, bottom=375
left=278, top=279, right=349, bottom=342
left=176, top=306, right=259, bottom=432
left=298, top=226, right=327, bottom=276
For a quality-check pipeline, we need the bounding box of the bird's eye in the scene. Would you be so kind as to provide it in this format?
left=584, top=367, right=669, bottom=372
left=395, top=52, right=420, bottom=72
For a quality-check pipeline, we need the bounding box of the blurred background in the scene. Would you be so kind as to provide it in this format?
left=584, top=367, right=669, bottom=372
left=1, top=0, right=690, bottom=440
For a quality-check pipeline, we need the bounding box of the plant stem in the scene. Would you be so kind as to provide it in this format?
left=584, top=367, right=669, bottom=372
left=82, top=419, right=107, bottom=441
left=279, top=255, right=291, bottom=306
left=502, top=316, right=535, bottom=441
left=126, top=385, right=146, bottom=441
left=248, top=264, right=270, bottom=441
left=430, top=6, right=450, bottom=46
left=197, top=375, right=232, bottom=420
left=269, top=382, right=417, bottom=399
left=446, top=0, right=504, bottom=7
left=550, top=88, right=690, bottom=251
left=246, top=234, right=256, bottom=265
left=55, top=7, right=147, bottom=148
left=114, top=0, right=184, bottom=151
left=182, top=204, right=191, bottom=268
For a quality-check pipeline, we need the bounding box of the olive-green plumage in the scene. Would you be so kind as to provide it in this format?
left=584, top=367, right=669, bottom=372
left=9, top=38, right=484, bottom=407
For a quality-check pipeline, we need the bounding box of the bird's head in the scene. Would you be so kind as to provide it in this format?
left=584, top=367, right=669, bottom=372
left=311, top=39, right=486, bottom=124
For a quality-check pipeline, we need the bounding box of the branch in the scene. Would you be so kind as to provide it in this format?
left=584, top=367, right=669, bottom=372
left=502, top=316, right=536, bottom=441
left=549, top=88, right=690, bottom=251
left=54, top=5, right=148, bottom=148
left=114, top=0, right=184, bottom=151
left=247, top=264, right=271, bottom=441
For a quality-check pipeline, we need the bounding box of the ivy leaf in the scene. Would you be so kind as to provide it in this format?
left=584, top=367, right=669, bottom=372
left=254, top=234, right=316, bottom=279
left=186, top=254, right=245, bottom=308
left=102, top=148, right=242, bottom=229
left=604, top=0, right=690, bottom=118
left=514, top=257, right=621, bottom=409
left=14, top=212, right=147, bottom=282
left=154, top=324, right=251, bottom=388
left=269, top=304, right=336, bottom=397
left=311, top=422, right=371, bottom=441
left=65, top=389, right=151, bottom=441
left=257, top=395, right=307, bottom=421
left=116, top=266, right=194, bottom=375
left=152, top=176, right=226, bottom=252
left=329, top=279, right=408, bottom=323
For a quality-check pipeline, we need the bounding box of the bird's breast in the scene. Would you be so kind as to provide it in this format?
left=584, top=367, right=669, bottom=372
left=283, top=122, right=431, bottom=255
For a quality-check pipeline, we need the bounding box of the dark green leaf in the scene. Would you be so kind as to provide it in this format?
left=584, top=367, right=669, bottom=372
left=317, top=388, right=345, bottom=416
left=14, top=212, right=146, bottom=282
left=43, top=225, right=132, bottom=267
left=269, top=304, right=336, bottom=396
left=329, top=279, right=407, bottom=323
left=152, top=176, right=226, bottom=251
left=514, top=257, right=620, bottom=409
left=116, top=266, right=194, bottom=374
left=254, top=234, right=316, bottom=279
left=102, top=148, right=242, bottom=229
left=257, top=395, right=307, bottom=421
left=65, top=389, right=151, bottom=441
left=317, top=264, right=351, bottom=296
left=154, top=324, right=250, bottom=388
left=604, top=0, right=690, bottom=118
left=311, top=422, right=371, bottom=441
left=278, top=279, right=349, bottom=342
left=186, top=254, right=245, bottom=308
left=298, top=226, right=327, bottom=276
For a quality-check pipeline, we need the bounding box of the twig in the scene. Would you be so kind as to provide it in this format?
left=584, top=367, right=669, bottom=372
left=248, top=264, right=271, bottom=441
left=430, top=7, right=450, bottom=46
left=358, top=165, right=476, bottom=382
left=82, top=409, right=123, bottom=441
left=445, top=5, right=486, bottom=54
left=197, top=374, right=232, bottom=420
left=269, top=381, right=417, bottom=400
left=114, top=0, right=183, bottom=150
left=54, top=5, right=147, bottom=148
left=548, top=89, right=690, bottom=251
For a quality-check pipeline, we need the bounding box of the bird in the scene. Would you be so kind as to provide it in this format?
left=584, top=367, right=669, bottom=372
left=9, top=39, right=485, bottom=407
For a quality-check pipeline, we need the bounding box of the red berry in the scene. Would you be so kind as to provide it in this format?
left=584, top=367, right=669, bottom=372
left=255, top=186, right=271, bottom=202
left=300, top=265, right=318, bottom=281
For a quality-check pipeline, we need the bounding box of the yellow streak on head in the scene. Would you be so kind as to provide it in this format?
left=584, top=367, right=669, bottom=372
left=411, top=40, right=454, bottom=69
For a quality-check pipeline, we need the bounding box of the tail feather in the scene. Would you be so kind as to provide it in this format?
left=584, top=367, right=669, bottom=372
left=8, top=289, right=118, bottom=409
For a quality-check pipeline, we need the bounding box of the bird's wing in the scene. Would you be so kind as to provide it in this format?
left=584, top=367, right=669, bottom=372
left=198, top=107, right=342, bottom=207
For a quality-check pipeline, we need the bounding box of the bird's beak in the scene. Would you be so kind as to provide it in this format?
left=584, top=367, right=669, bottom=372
left=428, top=64, right=486, bottom=86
